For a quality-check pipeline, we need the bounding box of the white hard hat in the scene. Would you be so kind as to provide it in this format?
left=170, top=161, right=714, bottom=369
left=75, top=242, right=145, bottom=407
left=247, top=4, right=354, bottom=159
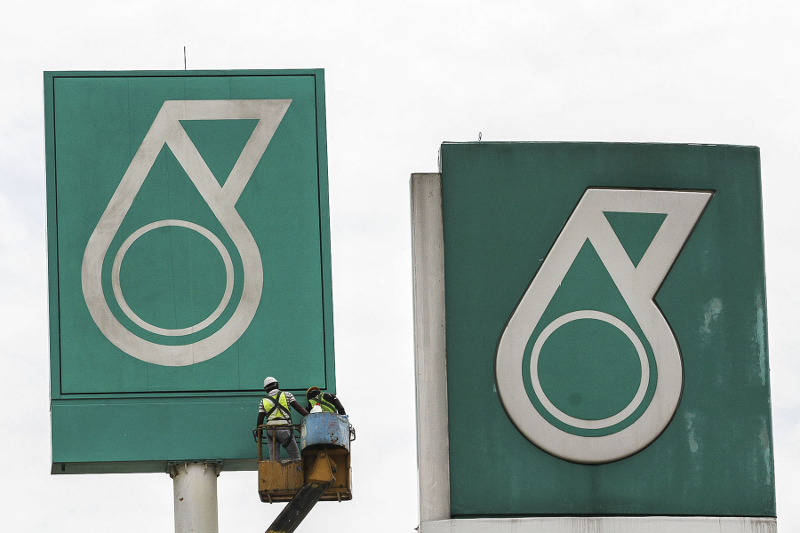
left=264, top=376, right=278, bottom=389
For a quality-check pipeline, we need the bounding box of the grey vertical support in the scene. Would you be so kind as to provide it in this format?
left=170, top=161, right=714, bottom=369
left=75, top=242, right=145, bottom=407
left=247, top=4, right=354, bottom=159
left=170, top=461, right=222, bottom=533
left=410, top=173, right=451, bottom=523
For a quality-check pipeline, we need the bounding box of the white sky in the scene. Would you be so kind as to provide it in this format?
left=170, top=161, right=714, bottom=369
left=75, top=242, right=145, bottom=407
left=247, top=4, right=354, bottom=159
left=1, top=1, right=798, bottom=531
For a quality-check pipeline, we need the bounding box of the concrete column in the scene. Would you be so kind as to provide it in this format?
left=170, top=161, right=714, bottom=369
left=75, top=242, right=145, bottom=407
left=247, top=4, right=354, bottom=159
left=410, top=173, right=451, bottom=523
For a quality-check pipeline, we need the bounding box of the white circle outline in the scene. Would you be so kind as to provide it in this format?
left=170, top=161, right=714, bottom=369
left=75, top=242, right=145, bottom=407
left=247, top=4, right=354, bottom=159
left=530, top=310, right=650, bottom=430
left=111, top=219, right=235, bottom=337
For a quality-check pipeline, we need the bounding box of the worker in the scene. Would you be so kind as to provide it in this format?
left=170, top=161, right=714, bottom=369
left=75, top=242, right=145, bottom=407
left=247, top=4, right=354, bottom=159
left=257, top=376, right=309, bottom=461
left=305, top=386, right=346, bottom=415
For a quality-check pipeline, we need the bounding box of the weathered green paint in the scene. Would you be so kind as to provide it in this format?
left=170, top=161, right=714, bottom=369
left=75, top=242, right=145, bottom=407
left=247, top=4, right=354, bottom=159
left=46, top=70, right=334, bottom=473
left=440, top=142, right=774, bottom=516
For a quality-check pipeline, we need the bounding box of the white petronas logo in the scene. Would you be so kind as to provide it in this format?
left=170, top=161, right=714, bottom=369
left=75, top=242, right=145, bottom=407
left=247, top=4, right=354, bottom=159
left=81, top=100, right=291, bottom=367
left=495, top=188, right=712, bottom=463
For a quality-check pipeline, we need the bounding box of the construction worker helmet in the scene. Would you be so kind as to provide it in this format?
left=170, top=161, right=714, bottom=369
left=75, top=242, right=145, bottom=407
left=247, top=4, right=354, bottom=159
left=264, top=376, right=278, bottom=390
left=306, top=386, right=321, bottom=400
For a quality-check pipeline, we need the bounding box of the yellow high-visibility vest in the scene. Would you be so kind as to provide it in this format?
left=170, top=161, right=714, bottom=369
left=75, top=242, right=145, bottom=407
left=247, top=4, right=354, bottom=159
left=310, top=393, right=337, bottom=413
left=262, top=392, right=291, bottom=424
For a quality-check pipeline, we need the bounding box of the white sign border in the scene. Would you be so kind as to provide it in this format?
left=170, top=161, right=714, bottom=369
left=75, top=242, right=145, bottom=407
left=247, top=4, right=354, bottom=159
left=419, top=517, right=776, bottom=533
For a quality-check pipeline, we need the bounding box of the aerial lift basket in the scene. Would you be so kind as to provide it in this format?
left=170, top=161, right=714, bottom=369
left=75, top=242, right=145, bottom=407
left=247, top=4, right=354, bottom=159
left=254, top=412, right=355, bottom=504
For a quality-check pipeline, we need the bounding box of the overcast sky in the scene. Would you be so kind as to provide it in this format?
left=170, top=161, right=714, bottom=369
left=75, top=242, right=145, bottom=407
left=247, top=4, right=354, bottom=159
left=1, top=1, right=798, bottom=531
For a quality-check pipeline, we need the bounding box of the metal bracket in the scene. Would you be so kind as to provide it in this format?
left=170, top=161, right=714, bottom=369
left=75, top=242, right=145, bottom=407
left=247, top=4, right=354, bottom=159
left=167, top=460, right=224, bottom=478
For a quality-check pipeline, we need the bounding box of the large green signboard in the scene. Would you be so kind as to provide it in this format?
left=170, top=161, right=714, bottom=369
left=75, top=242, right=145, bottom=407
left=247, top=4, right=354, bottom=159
left=46, top=70, right=334, bottom=473
left=412, top=142, right=775, bottom=530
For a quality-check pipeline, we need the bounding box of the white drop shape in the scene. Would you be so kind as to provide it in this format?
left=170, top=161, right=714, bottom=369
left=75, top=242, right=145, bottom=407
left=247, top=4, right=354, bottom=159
left=495, top=188, right=712, bottom=463
left=81, top=99, right=291, bottom=367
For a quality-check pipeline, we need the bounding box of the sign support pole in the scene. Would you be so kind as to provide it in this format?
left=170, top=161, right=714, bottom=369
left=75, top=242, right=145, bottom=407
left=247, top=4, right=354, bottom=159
left=169, top=461, right=223, bottom=533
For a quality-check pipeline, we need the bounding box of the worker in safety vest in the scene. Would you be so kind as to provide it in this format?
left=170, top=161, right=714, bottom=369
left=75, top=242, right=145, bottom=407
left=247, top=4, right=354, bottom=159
left=257, top=377, right=309, bottom=461
left=305, top=386, right=346, bottom=415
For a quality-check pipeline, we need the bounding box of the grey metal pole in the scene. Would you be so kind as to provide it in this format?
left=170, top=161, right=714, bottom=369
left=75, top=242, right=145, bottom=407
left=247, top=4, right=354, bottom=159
left=169, top=461, right=223, bottom=533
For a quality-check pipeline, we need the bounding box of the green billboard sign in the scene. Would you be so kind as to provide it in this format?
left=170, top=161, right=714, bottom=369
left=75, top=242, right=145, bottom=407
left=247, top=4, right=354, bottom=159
left=412, top=142, right=775, bottom=529
left=46, top=70, right=334, bottom=473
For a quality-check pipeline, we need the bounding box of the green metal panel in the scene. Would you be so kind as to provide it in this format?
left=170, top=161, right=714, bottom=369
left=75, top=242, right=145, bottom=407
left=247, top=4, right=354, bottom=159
left=46, top=70, right=334, bottom=473
left=440, top=142, right=774, bottom=517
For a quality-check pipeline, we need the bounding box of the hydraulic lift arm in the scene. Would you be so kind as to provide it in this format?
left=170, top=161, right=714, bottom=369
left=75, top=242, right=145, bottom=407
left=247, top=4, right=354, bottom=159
left=266, top=451, right=337, bottom=533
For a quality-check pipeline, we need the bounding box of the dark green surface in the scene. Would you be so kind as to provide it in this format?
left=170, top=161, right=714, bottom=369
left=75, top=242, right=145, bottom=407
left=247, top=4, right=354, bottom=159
left=50, top=393, right=309, bottom=473
left=440, top=142, right=774, bottom=517
left=538, top=313, right=642, bottom=421
left=45, top=70, right=335, bottom=472
left=603, top=212, right=667, bottom=267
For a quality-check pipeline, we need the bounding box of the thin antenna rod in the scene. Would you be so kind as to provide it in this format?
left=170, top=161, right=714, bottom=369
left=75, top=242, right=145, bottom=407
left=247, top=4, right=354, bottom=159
left=184, top=46, right=187, bottom=70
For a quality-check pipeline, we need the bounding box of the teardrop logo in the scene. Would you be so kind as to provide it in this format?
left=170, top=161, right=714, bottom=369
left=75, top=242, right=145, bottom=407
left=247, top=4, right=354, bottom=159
left=496, top=188, right=712, bottom=463
left=81, top=100, right=291, bottom=367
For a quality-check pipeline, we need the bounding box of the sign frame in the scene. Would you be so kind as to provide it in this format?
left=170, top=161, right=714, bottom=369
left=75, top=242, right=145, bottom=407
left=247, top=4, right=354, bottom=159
left=46, top=69, right=335, bottom=474
left=411, top=141, right=776, bottom=532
